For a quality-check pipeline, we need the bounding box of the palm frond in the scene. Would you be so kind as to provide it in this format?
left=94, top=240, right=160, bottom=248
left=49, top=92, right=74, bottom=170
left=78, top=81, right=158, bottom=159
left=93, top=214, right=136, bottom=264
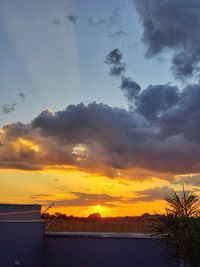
left=151, top=188, right=200, bottom=267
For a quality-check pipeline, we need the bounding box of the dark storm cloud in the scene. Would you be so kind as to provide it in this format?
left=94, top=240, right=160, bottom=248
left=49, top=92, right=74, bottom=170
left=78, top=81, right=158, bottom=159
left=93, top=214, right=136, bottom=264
left=131, top=187, right=172, bottom=202
left=32, top=103, right=151, bottom=146
left=133, top=0, right=200, bottom=79
left=107, top=48, right=200, bottom=175
left=54, top=192, right=122, bottom=207
left=104, top=49, right=126, bottom=77
left=135, top=84, right=180, bottom=120
left=0, top=103, right=154, bottom=177
left=2, top=122, right=32, bottom=139
left=121, top=79, right=200, bottom=147
left=2, top=90, right=200, bottom=178
left=157, top=84, right=200, bottom=141
left=120, top=76, right=141, bottom=104
left=31, top=103, right=154, bottom=175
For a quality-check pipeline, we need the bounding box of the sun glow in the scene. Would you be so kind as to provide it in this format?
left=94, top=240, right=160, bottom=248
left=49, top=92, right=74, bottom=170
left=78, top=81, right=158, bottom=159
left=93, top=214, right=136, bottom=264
left=18, top=138, right=40, bottom=152
left=0, top=167, right=170, bottom=217
left=87, top=204, right=110, bottom=217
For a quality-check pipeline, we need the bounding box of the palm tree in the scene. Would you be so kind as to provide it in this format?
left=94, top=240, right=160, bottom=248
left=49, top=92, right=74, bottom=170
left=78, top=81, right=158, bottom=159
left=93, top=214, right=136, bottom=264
left=151, top=187, right=200, bottom=267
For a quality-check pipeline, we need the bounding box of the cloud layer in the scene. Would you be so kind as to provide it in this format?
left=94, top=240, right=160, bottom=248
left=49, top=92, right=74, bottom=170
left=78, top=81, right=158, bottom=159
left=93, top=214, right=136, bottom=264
left=55, top=192, right=122, bottom=207
left=1, top=97, right=200, bottom=180
left=131, top=187, right=172, bottom=202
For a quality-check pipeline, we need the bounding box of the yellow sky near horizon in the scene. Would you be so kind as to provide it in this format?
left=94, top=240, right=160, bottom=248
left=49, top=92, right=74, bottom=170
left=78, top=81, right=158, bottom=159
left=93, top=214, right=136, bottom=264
left=0, top=167, right=187, bottom=217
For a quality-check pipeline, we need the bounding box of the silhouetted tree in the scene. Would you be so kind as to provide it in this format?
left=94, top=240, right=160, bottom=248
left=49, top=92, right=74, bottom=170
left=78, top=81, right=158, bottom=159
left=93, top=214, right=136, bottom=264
left=88, top=212, right=101, bottom=220
left=152, top=188, right=200, bottom=267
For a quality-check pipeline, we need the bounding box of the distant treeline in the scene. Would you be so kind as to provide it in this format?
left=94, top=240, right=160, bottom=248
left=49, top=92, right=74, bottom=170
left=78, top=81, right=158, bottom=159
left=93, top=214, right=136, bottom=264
left=42, top=212, right=156, bottom=221
left=43, top=212, right=157, bottom=232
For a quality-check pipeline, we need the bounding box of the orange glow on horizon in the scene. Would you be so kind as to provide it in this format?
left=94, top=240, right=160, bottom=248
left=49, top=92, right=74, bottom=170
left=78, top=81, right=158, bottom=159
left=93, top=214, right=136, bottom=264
left=0, top=168, right=189, bottom=217
left=46, top=200, right=167, bottom=217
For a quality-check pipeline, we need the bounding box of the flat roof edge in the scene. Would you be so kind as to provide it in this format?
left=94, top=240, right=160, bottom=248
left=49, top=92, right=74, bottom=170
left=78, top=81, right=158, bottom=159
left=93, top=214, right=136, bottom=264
left=0, top=219, right=44, bottom=223
left=0, top=203, right=41, bottom=207
left=45, top=232, right=152, bottom=239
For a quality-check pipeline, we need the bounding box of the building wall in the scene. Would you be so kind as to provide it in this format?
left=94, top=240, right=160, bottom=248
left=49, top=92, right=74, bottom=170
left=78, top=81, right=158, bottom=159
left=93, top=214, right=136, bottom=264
left=44, top=233, right=179, bottom=267
left=0, top=223, right=180, bottom=267
left=0, top=221, right=44, bottom=267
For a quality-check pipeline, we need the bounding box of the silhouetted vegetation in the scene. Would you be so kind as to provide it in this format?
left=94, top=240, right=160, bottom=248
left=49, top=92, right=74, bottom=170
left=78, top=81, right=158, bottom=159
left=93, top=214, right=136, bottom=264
left=151, top=189, right=200, bottom=267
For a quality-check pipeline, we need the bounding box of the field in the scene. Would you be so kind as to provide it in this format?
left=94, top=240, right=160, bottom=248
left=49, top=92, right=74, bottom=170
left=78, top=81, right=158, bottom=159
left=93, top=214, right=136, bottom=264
left=44, top=217, right=153, bottom=233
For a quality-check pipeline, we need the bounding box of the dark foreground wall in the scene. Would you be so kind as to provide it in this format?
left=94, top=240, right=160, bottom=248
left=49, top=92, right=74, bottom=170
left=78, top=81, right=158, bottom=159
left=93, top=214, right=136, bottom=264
left=45, top=233, right=179, bottom=267
left=0, top=221, right=44, bottom=267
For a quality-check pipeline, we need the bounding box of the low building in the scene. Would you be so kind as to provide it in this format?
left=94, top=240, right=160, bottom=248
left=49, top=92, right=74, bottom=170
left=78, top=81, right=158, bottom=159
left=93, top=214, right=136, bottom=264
left=0, top=203, right=180, bottom=267
left=0, top=204, right=44, bottom=267
left=0, top=203, right=41, bottom=220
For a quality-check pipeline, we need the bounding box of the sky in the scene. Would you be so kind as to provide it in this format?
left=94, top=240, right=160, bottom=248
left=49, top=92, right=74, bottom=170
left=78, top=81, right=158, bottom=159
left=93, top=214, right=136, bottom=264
left=0, top=0, right=200, bottom=216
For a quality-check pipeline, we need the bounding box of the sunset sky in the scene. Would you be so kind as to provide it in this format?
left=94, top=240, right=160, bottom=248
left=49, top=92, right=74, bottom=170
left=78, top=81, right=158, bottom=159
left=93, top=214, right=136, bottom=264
left=1, top=0, right=200, bottom=216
